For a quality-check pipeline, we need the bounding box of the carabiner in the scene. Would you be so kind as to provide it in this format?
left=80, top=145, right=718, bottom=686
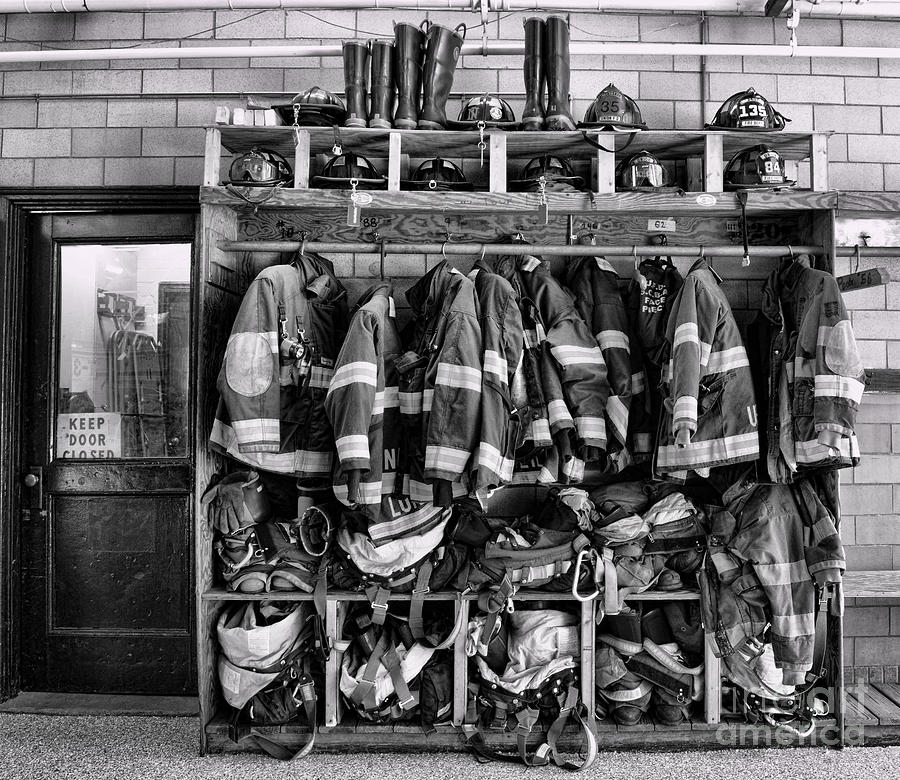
left=571, top=547, right=599, bottom=602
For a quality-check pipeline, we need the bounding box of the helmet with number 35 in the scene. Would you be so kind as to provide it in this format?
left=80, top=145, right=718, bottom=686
left=724, top=145, right=796, bottom=190
left=706, top=87, right=789, bottom=131
left=580, top=83, right=648, bottom=131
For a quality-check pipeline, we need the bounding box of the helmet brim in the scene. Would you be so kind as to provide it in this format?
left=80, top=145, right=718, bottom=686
left=580, top=122, right=648, bottom=131
left=704, top=122, right=784, bottom=131
left=724, top=180, right=797, bottom=191
left=508, top=176, right=585, bottom=193
left=447, top=119, right=520, bottom=130
left=400, top=180, right=475, bottom=191
left=273, top=103, right=348, bottom=126
left=311, top=176, right=387, bottom=189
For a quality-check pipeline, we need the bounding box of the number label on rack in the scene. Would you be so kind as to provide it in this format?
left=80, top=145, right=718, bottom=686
left=648, top=218, right=676, bottom=233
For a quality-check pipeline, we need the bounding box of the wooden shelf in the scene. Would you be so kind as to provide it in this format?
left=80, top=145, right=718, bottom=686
left=200, top=185, right=837, bottom=215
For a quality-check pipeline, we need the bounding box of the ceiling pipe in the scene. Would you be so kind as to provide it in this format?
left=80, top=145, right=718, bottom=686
left=0, top=0, right=899, bottom=16
left=1, top=40, right=899, bottom=64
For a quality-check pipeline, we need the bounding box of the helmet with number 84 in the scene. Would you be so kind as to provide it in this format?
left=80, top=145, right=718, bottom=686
left=724, top=145, right=796, bottom=190
left=706, top=87, right=789, bottom=131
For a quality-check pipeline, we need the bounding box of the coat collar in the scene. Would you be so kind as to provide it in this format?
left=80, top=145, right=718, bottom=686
left=405, top=261, right=462, bottom=318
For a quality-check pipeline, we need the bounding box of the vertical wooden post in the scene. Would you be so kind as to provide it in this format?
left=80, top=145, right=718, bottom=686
left=452, top=598, right=470, bottom=726
left=686, top=157, right=704, bottom=192
left=810, top=133, right=829, bottom=192
left=594, top=132, right=615, bottom=195
left=203, top=127, right=221, bottom=187
left=704, top=134, right=724, bottom=193
left=489, top=132, right=507, bottom=194
left=294, top=128, right=311, bottom=189
left=325, top=598, right=343, bottom=727
left=388, top=132, right=402, bottom=192
left=580, top=599, right=595, bottom=718
left=704, top=631, right=721, bottom=725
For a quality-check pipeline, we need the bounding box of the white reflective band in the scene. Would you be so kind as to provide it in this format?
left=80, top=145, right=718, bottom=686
left=795, top=435, right=858, bottom=464
left=436, top=362, right=482, bottom=393
left=529, top=417, right=553, bottom=445
left=596, top=330, right=630, bottom=352
left=606, top=395, right=629, bottom=443
left=815, top=375, right=865, bottom=405
left=336, top=434, right=370, bottom=462
left=575, top=416, right=607, bottom=441
left=374, top=386, right=400, bottom=415
left=817, top=325, right=833, bottom=348
left=524, top=328, right=544, bottom=348
left=476, top=442, right=516, bottom=482
left=423, top=388, right=434, bottom=412
left=632, top=371, right=646, bottom=394
left=370, top=502, right=446, bottom=544
left=673, top=395, right=698, bottom=425
left=551, top=345, right=605, bottom=367
left=705, top=346, right=749, bottom=374
left=333, top=477, right=384, bottom=506
left=699, top=340, right=712, bottom=368
left=673, top=321, right=699, bottom=349
left=388, top=296, right=396, bottom=318
left=373, top=390, right=386, bottom=416
left=399, top=391, right=423, bottom=415
left=211, top=419, right=334, bottom=475
left=309, top=365, right=334, bottom=389
left=562, top=456, right=585, bottom=482
left=329, top=361, right=377, bottom=392
left=520, top=256, right=541, bottom=272
left=408, top=478, right=467, bottom=502
left=231, top=417, right=280, bottom=444
left=657, top=431, right=759, bottom=468
left=770, top=612, right=814, bottom=637
left=482, top=350, right=508, bottom=382
left=547, top=399, right=574, bottom=427
left=754, top=559, right=812, bottom=586
left=425, top=445, right=471, bottom=474
left=594, top=256, right=616, bottom=274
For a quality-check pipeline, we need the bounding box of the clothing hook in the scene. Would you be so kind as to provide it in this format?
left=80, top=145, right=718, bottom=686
left=379, top=239, right=387, bottom=281
left=853, top=243, right=862, bottom=274
left=479, top=244, right=487, bottom=263
left=299, top=237, right=307, bottom=258
left=441, top=241, right=449, bottom=261
left=787, top=245, right=794, bottom=259
left=632, top=244, right=639, bottom=271
left=698, top=245, right=704, bottom=259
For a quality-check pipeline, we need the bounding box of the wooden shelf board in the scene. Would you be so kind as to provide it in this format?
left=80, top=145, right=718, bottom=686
left=200, top=185, right=837, bottom=215
left=216, top=126, right=827, bottom=162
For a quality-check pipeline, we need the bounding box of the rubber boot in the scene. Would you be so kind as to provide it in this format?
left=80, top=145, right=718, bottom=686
left=418, top=22, right=466, bottom=130
left=368, top=39, right=394, bottom=129
left=393, top=21, right=426, bottom=130
left=544, top=15, right=577, bottom=131
left=521, top=17, right=546, bottom=131
left=342, top=41, right=369, bottom=128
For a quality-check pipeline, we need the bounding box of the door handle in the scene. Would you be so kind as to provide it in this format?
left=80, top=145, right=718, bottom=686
left=22, top=467, right=43, bottom=510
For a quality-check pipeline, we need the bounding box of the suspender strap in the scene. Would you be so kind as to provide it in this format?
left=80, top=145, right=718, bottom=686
left=350, top=631, right=390, bottom=708
left=366, top=586, right=392, bottom=626
left=545, top=684, right=599, bottom=772
left=408, top=562, right=433, bottom=640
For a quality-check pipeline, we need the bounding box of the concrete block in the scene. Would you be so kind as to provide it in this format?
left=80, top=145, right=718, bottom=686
left=789, top=18, right=842, bottom=46
left=174, top=156, right=205, bottom=187
left=177, top=98, right=242, bottom=128
left=453, top=68, right=501, bottom=95
left=354, top=11, right=400, bottom=38
left=856, top=515, right=900, bottom=545
left=856, top=636, right=900, bottom=666
left=0, top=159, right=34, bottom=186
left=707, top=73, right=777, bottom=104
left=830, top=163, right=884, bottom=192
left=637, top=100, right=674, bottom=131
left=213, top=68, right=284, bottom=94
left=888, top=275, right=900, bottom=309
left=845, top=77, right=900, bottom=106
left=284, top=10, right=355, bottom=38
left=6, top=13, right=74, bottom=41
left=848, top=134, right=900, bottom=165
left=844, top=545, right=893, bottom=572
left=852, top=454, right=900, bottom=485
left=674, top=100, right=703, bottom=130
left=841, top=282, right=886, bottom=310
left=779, top=103, right=812, bottom=131
left=856, top=423, right=891, bottom=453
left=747, top=56, right=810, bottom=75
left=708, top=16, right=775, bottom=43
left=777, top=75, right=844, bottom=104
left=74, top=12, right=143, bottom=40
left=3, top=70, right=73, bottom=96
left=828, top=134, right=848, bottom=164
left=73, top=70, right=141, bottom=95
left=843, top=20, right=900, bottom=48
left=891, top=608, right=900, bottom=635
left=142, top=69, right=213, bottom=94
left=841, top=516, right=856, bottom=547
left=893, top=483, right=900, bottom=514
left=144, top=11, right=215, bottom=39
left=702, top=56, right=742, bottom=73
left=38, top=99, right=106, bottom=128
left=35, top=157, right=103, bottom=187
left=108, top=99, right=176, bottom=128
left=853, top=310, right=900, bottom=340
left=641, top=71, right=701, bottom=102
left=142, top=127, right=205, bottom=157
left=104, top=157, right=175, bottom=187
left=886, top=165, right=900, bottom=192
left=283, top=66, right=342, bottom=94
left=844, top=606, right=891, bottom=637
left=179, top=38, right=250, bottom=69
left=812, top=58, right=878, bottom=77
left=2, top=128, right=70, bottom=158
left=216, top=10, right=286, bottom=39
left=856, top=340, right=887, bottom=370
left=886, top=666, right=899, bottom=683
left=841, top=484, right=893, bottom=514
left=357, top=252, right=425, bottom=278
left=604, top=55, right=673, bottom=72
left=576, top=71, right=638, bottom=100
left=0, top=101, right=37, bottom=129
left=73, top=128, right=140, bottom=158
left=892, top=424, right=900, bottom=454
left=844, top=639, right=855, bottom=667
left=672, top=56, right=702, bottom=72
left=888, top=342, right=900, bottom=369
left=857, top=394, right=900, bottom=424
left=567, top=13, right=639, bottom=41
left=895, top=546, right=900, bottom=571
left=815, top=104, right=881, bottom=135
left=638, top=14, right=699, bottom=42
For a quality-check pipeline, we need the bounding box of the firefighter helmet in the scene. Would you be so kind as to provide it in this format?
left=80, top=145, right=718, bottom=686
left=509, top=155, right=584, bottom=192
left=705, top=87, right=789, bottom=131
left=724, top=145, right=796, bottom=190
left=273, top=86, right=347, bottom=127
left=402, top=157, right=473, bottom=191
left=616, top=150, right=668, bottom=190
left=449, top=93, right=518, bottom=129
left=312, top=151, right=387, bottom=189
left=580, top=83, right=648, bottom=131
left=227, top=148, right=293, bottom=187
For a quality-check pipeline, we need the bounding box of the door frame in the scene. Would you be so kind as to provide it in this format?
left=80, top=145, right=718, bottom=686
left=0, top=188, right=200, bottom=700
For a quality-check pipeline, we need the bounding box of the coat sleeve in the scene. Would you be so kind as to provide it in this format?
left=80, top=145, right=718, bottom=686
left=324, top=310, right=378, bottom=499
left=802, top=276, right=866, bottom=452
left=796, top=480, right=845, bottom=587
left=666, top=276, right=719, bottom=441
left=215, top=276, right=282, bottom=453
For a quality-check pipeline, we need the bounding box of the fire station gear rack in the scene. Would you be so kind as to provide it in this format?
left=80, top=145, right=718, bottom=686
left=197, top=124, right=844, bottom=754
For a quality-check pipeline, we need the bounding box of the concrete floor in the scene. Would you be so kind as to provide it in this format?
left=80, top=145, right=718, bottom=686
left=0, top=714, right=897, bottom=780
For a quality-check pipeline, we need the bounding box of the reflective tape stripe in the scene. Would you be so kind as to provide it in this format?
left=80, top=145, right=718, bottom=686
left=336, top=434, right=370, bottom=462
left=374, top=386, right=400, bottom=415
left=333, top=478, right=384, bottom=506
left=529, top=417, right=552, bottom=445
left=329, top=361, right=377, bottom=391
left=423, top=388, right=434, bottom=412
left=510, top=561, right=570, bottom=585
left=770, top=612, right=815, bottom=638
left=211, top=419, right=333, bottom=475
left=575, top=416, right=607, bottom=442
left=425, top=445, right=471, bottom=473
left=231, top=417, right=280, bottom=445
left=632, top=371, right=646, bottom=394
left=673, top=396, right=697, bottom=426
left=705, top=346, right=749, bottom=374
left=369, top=502, right=447, bottom=544
left=596, top=330, right=630, bottom=352
left=673, top=322, right=699, bottom=349
left=399, top=391, right=423, bottom=415
left=388, top=296, right=396, bottom=318
left=656, top=431, right=759, bottom=468
left=594, top=256, right=616, bottom=274
left=795, top=435, right=859, bottom=464
left=551, top=344, right=605, bottom=367
left=520, top=256, right=542, bottom=272
left=483, top=350, right=508, bottom=382
left=436, top=362, right=482, bottom=393
left=562, top=456, right=585, bottom=483
left=815, top=375, right=865, bottom=405
left=407, top=477, right=467, bottom=503
left=475, top=442, right=515, bottom=482
left=754, top=559, right=812, bottom=586
left=606, top=395, right=629, bottom=444
left=699, top=341, right=712, bottom=368
left=547, top=399, right=574, bottom=428
left=309, top=365, right=334, bottom=389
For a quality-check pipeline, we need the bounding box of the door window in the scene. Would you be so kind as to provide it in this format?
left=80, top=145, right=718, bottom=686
left=56, top=243, right=191, bottom=459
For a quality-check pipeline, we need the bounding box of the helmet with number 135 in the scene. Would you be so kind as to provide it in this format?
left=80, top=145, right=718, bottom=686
left=706, top=87, right=789, bottom=131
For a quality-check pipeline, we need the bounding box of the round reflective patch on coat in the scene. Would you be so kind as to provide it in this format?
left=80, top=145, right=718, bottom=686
left=225, top=332, right=274, bottom=397
left=825, top=319, right=863, bottom=378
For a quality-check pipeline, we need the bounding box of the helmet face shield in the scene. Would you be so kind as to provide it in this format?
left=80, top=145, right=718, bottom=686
left=616, top=152, right=667, bottom=190
left=228, top=148, right=292, bottom=187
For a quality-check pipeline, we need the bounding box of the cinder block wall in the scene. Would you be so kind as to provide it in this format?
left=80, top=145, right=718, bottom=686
left=1, top=10, right=898, bottom=680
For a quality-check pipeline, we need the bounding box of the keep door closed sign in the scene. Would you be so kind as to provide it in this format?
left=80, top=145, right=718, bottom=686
left=56, top=413, right=122, bottom=459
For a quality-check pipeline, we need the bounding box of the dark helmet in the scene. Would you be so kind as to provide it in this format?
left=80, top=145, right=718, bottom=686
left=273, top=86, right=347, bottom=127
left=509, top=155, right=584, bottom=193
left=449, top=93, right=518, bottom=129
left=724, top=145, right=796, bottom=190
left=402, top=158, right=473, bottom=191
left=706, top=87, right=789, bottom=131
left=311, top=151, right=386, bottom=189
left=580, top=83, right=648, bottom=131
left=616, top=150, right=668, bottom=190
left=227, top=147, right=293, bottom=187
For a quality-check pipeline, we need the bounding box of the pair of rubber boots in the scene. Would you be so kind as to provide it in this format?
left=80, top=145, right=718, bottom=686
left=522, top=15, right=577, bottom=131
left=342, top=40, right=395, bottom=128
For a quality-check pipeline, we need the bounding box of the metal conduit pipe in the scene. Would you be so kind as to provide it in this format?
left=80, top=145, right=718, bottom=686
left=2, top=40, right=900, bottom=64
left=2, top=0, right=899, bottom=17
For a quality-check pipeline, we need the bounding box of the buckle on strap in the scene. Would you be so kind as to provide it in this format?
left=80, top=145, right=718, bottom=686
left=398, top=694, right=416, bottom=711
left=370, top=586, right=390, bottom=625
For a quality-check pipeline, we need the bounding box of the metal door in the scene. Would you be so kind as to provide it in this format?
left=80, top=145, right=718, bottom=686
left=19, top=213, right=196, bottom=694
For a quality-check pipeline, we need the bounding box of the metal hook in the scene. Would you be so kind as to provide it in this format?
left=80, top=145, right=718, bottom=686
left=698, top=245, right=705, bottom=259
left=379, top=239, right=387, bottom=281
left=853, top=243, right=863, bottom=274
left=441, top=241, right=449, bottom=261
left=787, top=244, right=794, bottom=259
left=299, top=238, right=307, bottom=257
left=479, top=245, right=487, bottom=263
